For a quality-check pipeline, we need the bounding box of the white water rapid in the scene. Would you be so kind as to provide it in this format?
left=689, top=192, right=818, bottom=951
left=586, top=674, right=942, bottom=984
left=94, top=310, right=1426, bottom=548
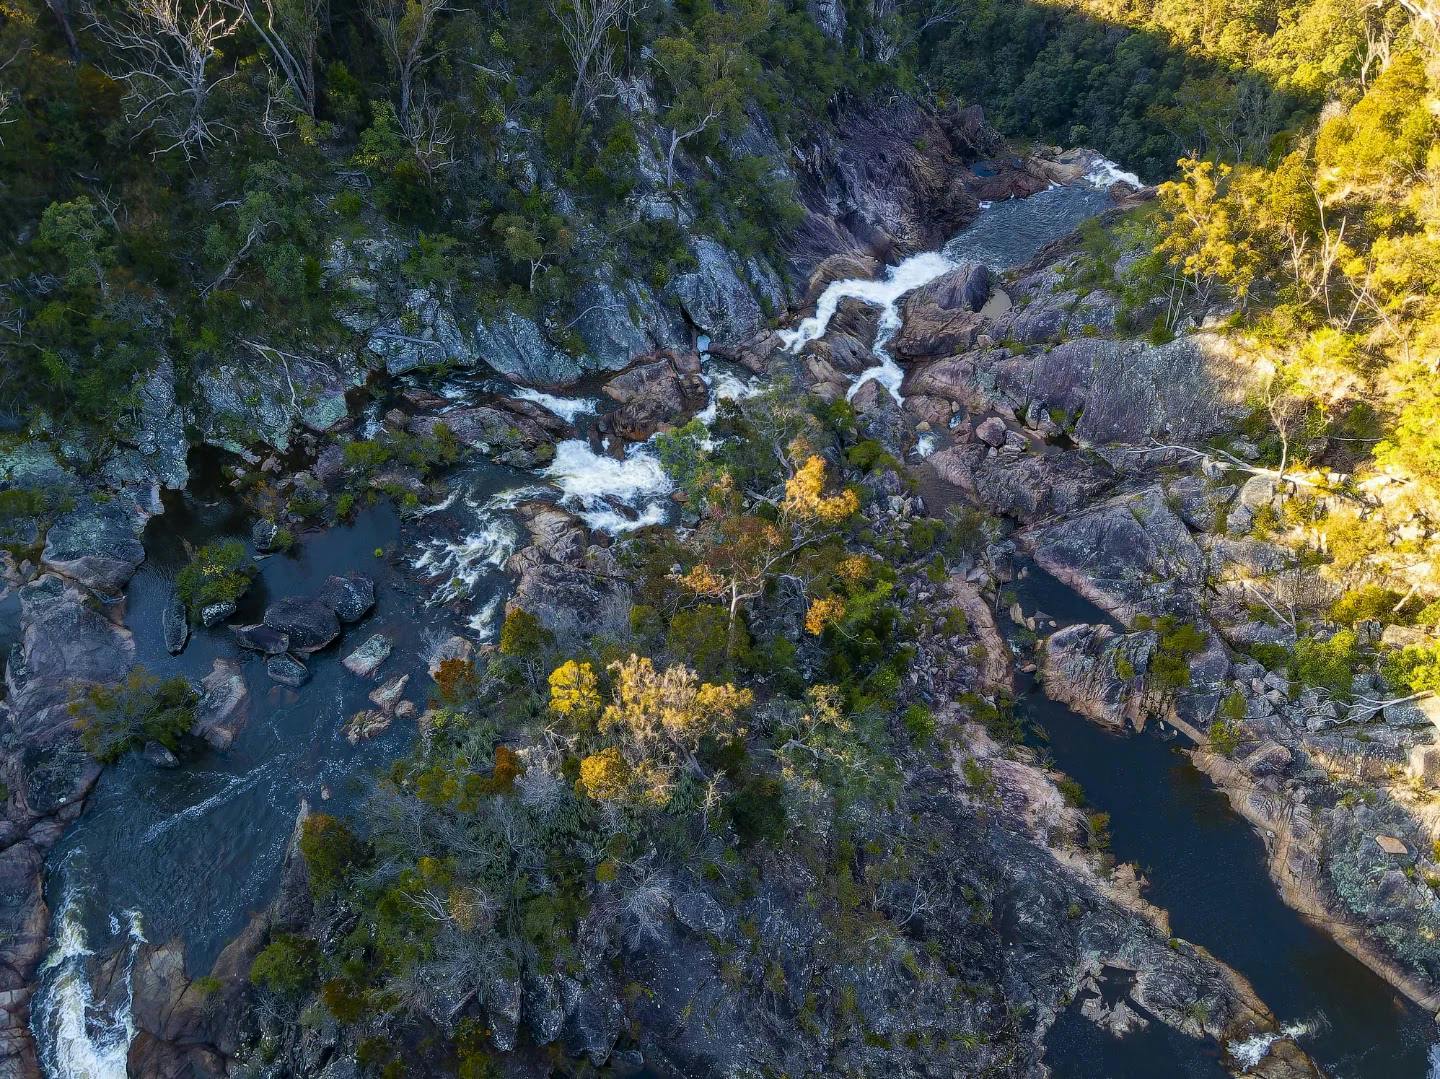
left=776, top=157, right=1142, bottom=404
left=33, top=889, right=143, bottom=1079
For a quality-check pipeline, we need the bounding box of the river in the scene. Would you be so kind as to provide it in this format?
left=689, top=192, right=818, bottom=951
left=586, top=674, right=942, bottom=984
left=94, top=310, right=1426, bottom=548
left=31, top=164, right=1438, bottom=1077
left=1012, top=568, right=1440, bottom=1077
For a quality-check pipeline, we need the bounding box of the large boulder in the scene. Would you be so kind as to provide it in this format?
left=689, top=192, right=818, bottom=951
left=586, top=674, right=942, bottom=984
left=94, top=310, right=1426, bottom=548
left=6, top=574, right=135, bottom=741
left=801, top=251, right=881, bottom=307
left=192, top=658, right=249, bottom=750
left=668, top=239, right=767, bottom=344
left=902, top=261, right=991, bottom=317
left=343, top=633, right=393, bottom=678
left=569, top=278, right=688, bottom=372
left=600, top=349, right=708, bottom=441
left=40, top=498, right=146, bottom=594
left=408, top=398, right=571, bottom=469
left=1041, top=623, right=1158, bottom=729
left=102, top=357, right=189, bottom=495
left=231, top=624, right=289, bottom=654
left=265, top=653, right=308, bottom=687
left=925, top=443, right=1110, bottom=522
left=194, top=349, right=360, bottom=453
left=262, top=598, right=340, bottom=653
left=1026, top=488, right=1206, bottom=619
left=317, top=572, right=376, bottom=624
left=162, top=589, right=188, bottom=656
left=989, top=333, right=1246, bottom=445
left=472, top=309, right=584, bottom=389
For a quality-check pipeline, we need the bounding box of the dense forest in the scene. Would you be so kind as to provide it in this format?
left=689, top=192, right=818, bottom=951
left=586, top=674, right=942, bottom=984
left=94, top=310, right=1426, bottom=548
left=0, top=0, right=875, bottom=434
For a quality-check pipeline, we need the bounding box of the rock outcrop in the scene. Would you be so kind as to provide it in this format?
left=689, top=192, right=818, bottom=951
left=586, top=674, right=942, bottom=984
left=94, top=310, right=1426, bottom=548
left=408, top=397, right=571, bottom=468
left=599, top=349, right=709, bottom=441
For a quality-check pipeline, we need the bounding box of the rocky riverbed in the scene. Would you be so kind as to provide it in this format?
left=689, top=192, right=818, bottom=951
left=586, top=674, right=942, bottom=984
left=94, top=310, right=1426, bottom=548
left=0, top=99, right=1428, bottom=1079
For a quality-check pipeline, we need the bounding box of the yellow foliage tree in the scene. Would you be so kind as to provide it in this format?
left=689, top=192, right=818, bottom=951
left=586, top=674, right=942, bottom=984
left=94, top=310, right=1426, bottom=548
left=548, top=660, right=601, bottom=724
left=1155, top=157, right=1260, bottom=305
left=805, top=595, right=846, bottom=635
left=578, top=747, right=631, bottom=801
left=783, top=454, right=859, bottom=525
left=601, top=654, right=752, bottom=758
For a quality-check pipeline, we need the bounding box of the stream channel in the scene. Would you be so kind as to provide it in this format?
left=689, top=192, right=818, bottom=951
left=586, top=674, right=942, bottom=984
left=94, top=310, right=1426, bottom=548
left=30, top=167, right=1440, bottom=1078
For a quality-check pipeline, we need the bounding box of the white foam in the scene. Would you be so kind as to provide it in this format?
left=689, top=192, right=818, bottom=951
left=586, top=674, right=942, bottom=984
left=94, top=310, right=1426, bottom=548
left=542, top=439, right=673, bottom=533
left=141, top=767, right=273, bottom=842
left=1228, top=1022, right=1310, bottom=1071
left=511, top=387, right=598, bottom=423
left=35, top=892, right=143, bottom=1079
left=696, top=368, right=761, bottom=425
left=411, top=485, right=541, bottom=604
left=1085, top=156, right=1143, bottom=190
left=914, top=433, right=937, bottom=458
left=778, top=250, right=956, bottom=405
left=467, top=593, right=503, bottom=638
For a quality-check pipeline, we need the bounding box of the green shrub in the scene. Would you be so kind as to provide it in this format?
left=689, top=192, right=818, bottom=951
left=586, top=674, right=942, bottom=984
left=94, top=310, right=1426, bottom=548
left=1148, top=617, right=1207, bottom=691
left=1220, top=689, right=1247, bottom=723
left=1330, top=586, right=1404, bottom=626
left=902, top=703, right=936, bottom=745
left=1293, top=629, right=1360, bottom=695
left=321, top=978, right=368, bottom=1023
left=299, top=813, right=365, bottom=897
left=498, top=607, right=552, bottom=658
left=669, top=604, right=744, bottom=676
left=1207, top=719, right=1243, bottom=755
left=1382, top=642, right=1440, bottom=696
left=730, top=775, right=786, bottom=846
left=71, top=668, right=198, bottom=763
left=175, top=540, right=254, bottom=619
left=249, top=934, right=317, bottom=996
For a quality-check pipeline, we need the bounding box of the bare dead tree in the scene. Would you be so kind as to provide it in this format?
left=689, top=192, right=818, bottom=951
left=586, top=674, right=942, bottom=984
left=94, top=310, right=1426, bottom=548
left=362, top=0, right=447, bottom=126
left=85, top=0, right=242, bottom=158
left=546, top=0, right=637, bottom=115
left=869, top=0, right=959, bottom=64
left=0, top=50, right=18, bottom=145
left=231, top=0, right=326, bottom=116
left=46, top=0, right=83, bottom=58
left=404, top=86, right=455, bottom=178
left=663, top=104, right=719, bottom=188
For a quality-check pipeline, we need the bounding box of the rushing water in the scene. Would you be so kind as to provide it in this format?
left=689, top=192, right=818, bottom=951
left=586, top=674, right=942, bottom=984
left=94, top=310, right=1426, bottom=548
left=1013, top=567, right=1440, bottom=1077
left=39, top=163, right=1422, bottom=1079
left=777, top=169, right=1122, bottom=404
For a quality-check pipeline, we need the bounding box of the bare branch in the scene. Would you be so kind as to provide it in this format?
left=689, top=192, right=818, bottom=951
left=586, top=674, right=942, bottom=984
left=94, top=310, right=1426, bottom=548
left=84, top=0, right=242, bottom=158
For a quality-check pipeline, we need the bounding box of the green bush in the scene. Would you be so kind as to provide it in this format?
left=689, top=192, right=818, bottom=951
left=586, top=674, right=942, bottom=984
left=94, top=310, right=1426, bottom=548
left=299, top=813, right=365, bottom=897
left=730, top=775, right=787, bottom=846
left=249, top=934, right=317, bottom=996
left=902, top=703, right=936, bottom=746
left=175, top=540, right=255, bottom=619
left=1382, top=643, right=1440, bottom=696
left=321, top=978, right=369, bottom=1023
left=1330, top=586, right=1405, bottom=626
left=1293, top=629, right=1360, bottom=695
left=71, top=668, right=198, bottom=763
left=498, top=607, right=552, bottom=658
left=1207, top=719, right=1243, bottom=755
left=1145, top=616, right=1207, bottom=691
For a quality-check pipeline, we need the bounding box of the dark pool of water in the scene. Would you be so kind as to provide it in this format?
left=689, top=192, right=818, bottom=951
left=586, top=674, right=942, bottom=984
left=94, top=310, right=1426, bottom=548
left=1019, top=575, right=1438, bottom=1077
left=43, top=496, right=427, bottom=969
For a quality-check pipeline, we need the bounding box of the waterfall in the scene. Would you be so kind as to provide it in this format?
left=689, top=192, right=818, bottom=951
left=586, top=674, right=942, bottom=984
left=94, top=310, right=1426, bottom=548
left=33, top=888, right=143, bottom=1079
left=777, top=250, right=957, bottom=405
